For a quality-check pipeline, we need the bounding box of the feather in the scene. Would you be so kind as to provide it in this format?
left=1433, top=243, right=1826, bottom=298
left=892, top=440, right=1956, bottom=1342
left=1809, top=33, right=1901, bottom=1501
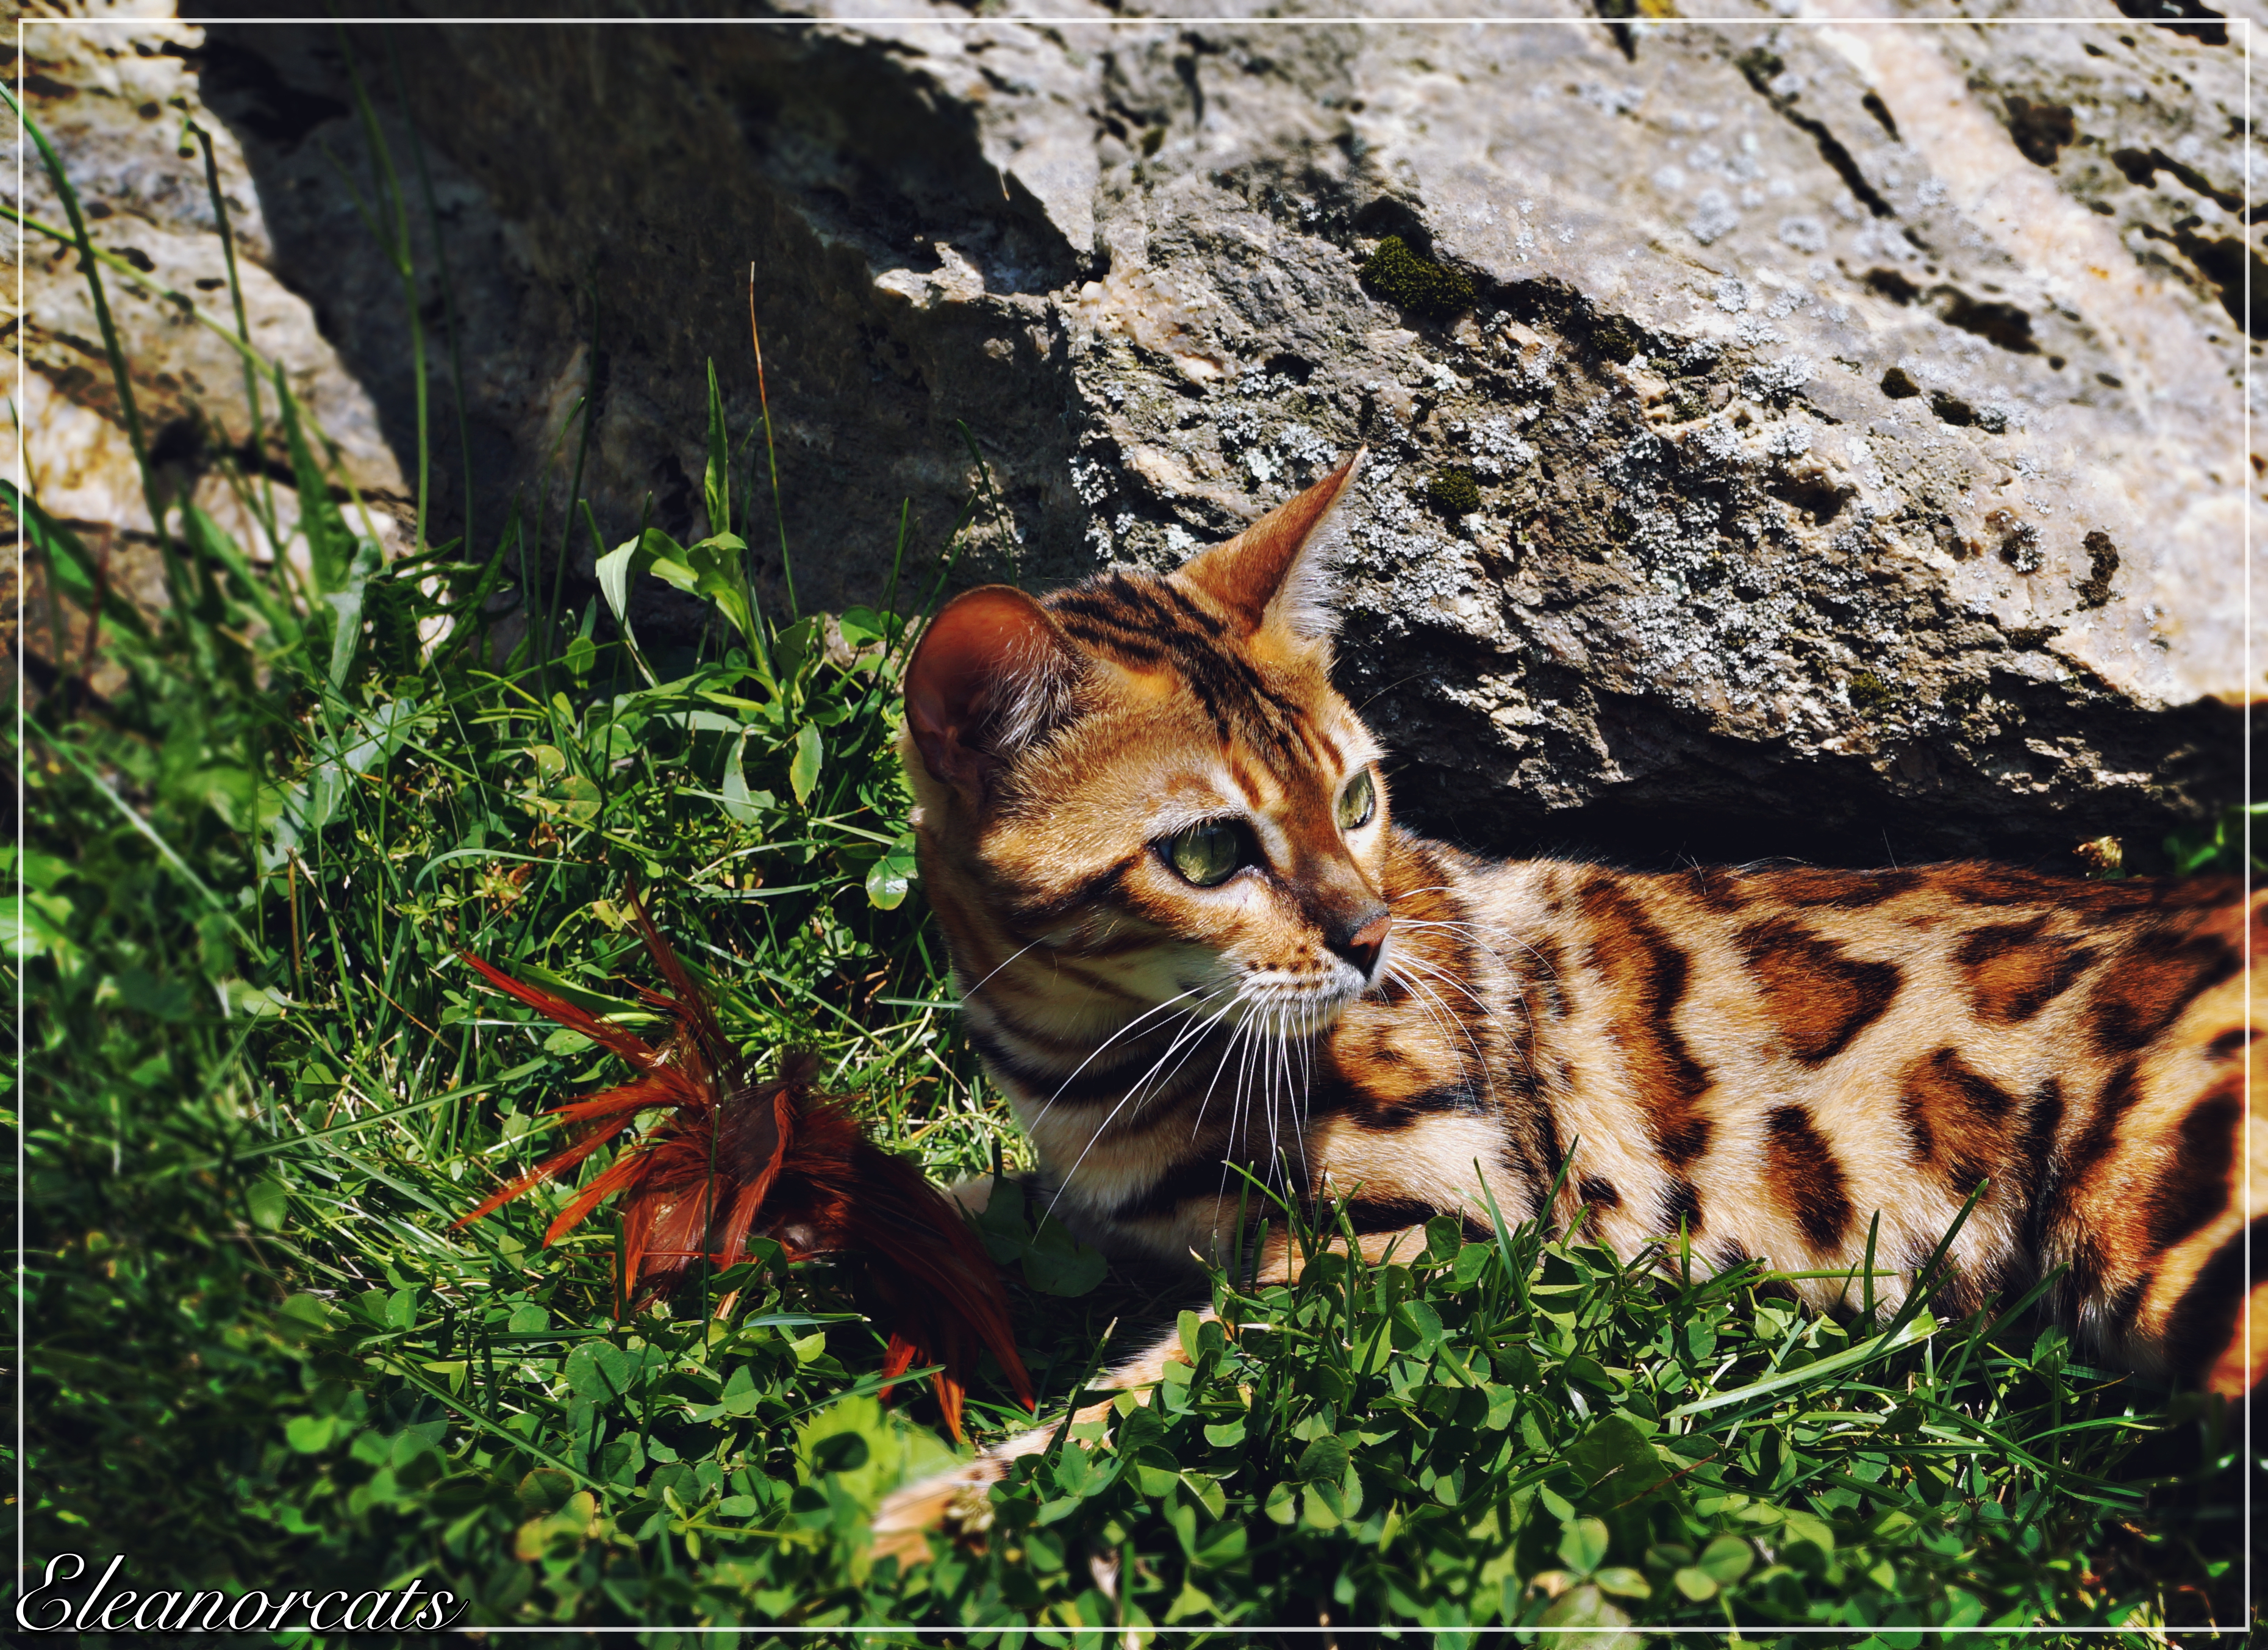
left=453, top=885, right=1034, bottom=1440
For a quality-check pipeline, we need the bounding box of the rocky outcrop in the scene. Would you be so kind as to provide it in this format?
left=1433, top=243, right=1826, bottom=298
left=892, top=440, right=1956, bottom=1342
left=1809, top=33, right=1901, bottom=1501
left=16, top=2, right=2258, bottom=866
left=7, top=12, right=405, bottom=550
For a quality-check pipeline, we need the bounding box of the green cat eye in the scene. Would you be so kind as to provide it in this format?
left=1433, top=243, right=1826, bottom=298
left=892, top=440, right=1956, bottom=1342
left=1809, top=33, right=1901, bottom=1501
left=1336, top=768, right=1377, bottom=832
left=1167, top=821, right=1242, bottom=888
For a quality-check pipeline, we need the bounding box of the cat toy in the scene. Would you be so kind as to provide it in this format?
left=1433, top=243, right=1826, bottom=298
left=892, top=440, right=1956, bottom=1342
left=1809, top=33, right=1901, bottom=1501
left=453, top=886, right=1033, bottom=1441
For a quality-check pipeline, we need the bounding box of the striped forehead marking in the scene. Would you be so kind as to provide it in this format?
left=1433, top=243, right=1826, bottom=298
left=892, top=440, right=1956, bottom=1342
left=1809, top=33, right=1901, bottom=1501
left=1228, top=753, right=1272, bottom=811
left=1050, top=575, right=1317, bottom=765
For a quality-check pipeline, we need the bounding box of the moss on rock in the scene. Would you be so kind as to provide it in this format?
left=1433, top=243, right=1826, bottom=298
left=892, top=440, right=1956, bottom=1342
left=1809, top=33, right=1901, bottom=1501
left=1427, top=468, right=1482, bottom=515
left=1361, top=236, right=1475, bottom=324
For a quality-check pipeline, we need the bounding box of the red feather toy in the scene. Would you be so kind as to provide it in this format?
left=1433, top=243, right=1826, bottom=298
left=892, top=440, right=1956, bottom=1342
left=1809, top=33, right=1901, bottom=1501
left=453, top=886, right=1034, bottom=1442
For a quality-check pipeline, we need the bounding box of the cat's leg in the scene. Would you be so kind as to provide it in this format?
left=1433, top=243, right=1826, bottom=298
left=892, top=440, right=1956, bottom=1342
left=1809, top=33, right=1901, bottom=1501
left=871, top=1171, right=1200, bottom=1564
left=942, top=1174, right=1010, bottom=1216
left=870, top=1219, right=1434, bottom=1565
left=870, top=1315, right=1196, bottom=1566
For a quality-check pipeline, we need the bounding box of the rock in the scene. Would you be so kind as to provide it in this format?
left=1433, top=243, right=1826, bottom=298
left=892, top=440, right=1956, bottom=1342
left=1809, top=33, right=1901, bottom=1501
left=6, top=10, right=406, bottom=553
left=22, top=2, right=2258, bottom=866
left=126, top=11, right=1104, bottom=651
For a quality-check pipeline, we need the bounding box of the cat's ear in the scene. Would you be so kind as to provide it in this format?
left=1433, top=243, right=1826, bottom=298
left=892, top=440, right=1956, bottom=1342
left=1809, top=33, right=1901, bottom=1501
left=904, top=585, right=1080, bottom=799
left=1175, top=449, right=1363, bottom=640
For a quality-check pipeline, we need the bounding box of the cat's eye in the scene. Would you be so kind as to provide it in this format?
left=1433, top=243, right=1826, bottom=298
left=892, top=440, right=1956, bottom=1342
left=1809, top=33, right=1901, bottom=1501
left=1336, top=768, right=1376, bottom=832
left=1166, top=821, right=1242, bottom=888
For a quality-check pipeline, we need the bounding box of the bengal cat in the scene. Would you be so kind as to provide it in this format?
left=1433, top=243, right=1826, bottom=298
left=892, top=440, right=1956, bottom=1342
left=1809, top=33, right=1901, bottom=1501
left=872, top=453, right=2258, bottom=1555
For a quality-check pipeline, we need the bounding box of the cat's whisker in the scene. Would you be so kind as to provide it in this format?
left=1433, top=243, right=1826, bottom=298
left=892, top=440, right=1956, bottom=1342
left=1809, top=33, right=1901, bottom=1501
left=1468, top=925, right=1569, bottom=985
left=1228, top=1003, right=1259, bottom=1153
left=1271, top=1006, right=1304, bottom=1200
left=1092, top=996, right=1248, bottom=1242
left=1293, top=1008, right=1313, bottom=1107
left=1225, top=1006, right=1261, bottom=1184
left=1390, top=933, right=1542, bottom=1087
left=1384, top=918, right=1544, bottom=1085
left=1262, top=1000, right=1289, bottom=1170
left=1393, top=950, right=1495, bottom=1014
left=1044, top=1078, right=1179, bottom=1223
left=1211, top=1099, right=1243, bottom=1244
left=1135, top=989, right=1244, bottom=1116
left=1260, top=1044, right=1279, bottom=1186
left=1112, top=984, right=1239, bottom=1121
left=957, top=934, right=1043, bottom=999
left=1392, top=914, right=1564, bottom=1003
left=1197, top=980, right=1288, bottom=1148
left=1289, top=1043, right=1312, bottom=1196
left=1225, top=992, right=1306, bottom=1246
left=1261, top=994, right=1297, bottom=1198
left=1387, top=960, right=1500, bottom=1115
left=1263, top=999, right=1282, bottom=1111
left=1026, top=981, right=1220, bottom=1127
left=1390, top=950, right=1500, bottom=1045
left=1081, top=990, right=1243, bottom=1188
left=1239, top=994, right=1305, bottom=1199
left=956, top=935, right=1050, bottom=1004
left=1275, top=1020, right=1301, bottom=1196
left=1045, top=988, right=1244, bottom=1222
left=1186, top=995, right=1262, bottom=1155
left=1385, top=962, right=1463, bottom=1071
left=1383, top=916, right=1517, bottom=1012
left=1393, top=963, right=1491, bottom=1084
left=1213, top=998, right=1272, bottom=1235
left=1390, top=916, right=1501, bottom=950
left=1103, top=1010, right=1206, bottom=1117
left=1285, top=1010, right=1315, bottom=1194
left=1229, top=999, right=1266, bottom=1153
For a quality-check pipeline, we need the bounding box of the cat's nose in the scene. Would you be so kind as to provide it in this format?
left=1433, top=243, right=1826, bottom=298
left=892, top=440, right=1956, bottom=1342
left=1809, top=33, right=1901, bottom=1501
left=1328, top=909, right=1392, bottom=976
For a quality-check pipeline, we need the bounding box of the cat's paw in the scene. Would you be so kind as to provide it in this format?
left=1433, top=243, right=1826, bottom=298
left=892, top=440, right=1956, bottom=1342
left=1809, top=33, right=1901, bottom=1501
left=943, top=1174, right=1014, bottom=1216
left=871, top=1457, right=1009, bottom=1566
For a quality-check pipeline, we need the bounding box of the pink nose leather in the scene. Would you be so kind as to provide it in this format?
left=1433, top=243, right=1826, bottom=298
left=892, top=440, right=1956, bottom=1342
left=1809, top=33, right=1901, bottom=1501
left=1339, top=913, right=1392, bottom=974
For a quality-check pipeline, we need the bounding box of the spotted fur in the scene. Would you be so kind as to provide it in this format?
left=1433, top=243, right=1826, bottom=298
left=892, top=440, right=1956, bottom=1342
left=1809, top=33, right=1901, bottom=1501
left=873, top=455, right=2258, bottom=1559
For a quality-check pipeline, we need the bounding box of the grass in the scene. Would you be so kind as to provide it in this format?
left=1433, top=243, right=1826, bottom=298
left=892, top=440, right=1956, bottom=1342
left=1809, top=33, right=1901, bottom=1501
left=10, top=68, right=2253, bottom=1646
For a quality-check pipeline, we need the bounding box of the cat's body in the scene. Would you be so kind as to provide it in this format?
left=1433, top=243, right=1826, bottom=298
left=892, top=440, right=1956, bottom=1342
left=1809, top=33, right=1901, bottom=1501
left=873, top=454, right=2258, bottom=1557
left=960, top=833, right=2250, bottom=1379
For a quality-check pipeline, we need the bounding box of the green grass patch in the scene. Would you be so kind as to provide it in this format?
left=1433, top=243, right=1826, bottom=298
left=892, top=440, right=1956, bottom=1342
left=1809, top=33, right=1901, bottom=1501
left=9, top=72, right=2248, bottom=1645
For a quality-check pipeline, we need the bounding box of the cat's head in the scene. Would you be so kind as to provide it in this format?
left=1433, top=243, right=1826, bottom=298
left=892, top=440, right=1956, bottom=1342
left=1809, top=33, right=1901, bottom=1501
left=900, top=454, right=1392, bottom=1044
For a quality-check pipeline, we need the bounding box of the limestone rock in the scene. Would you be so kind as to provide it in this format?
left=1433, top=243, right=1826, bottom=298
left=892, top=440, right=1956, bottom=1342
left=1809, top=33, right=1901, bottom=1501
left=7, top=10, right=406, bottom=545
